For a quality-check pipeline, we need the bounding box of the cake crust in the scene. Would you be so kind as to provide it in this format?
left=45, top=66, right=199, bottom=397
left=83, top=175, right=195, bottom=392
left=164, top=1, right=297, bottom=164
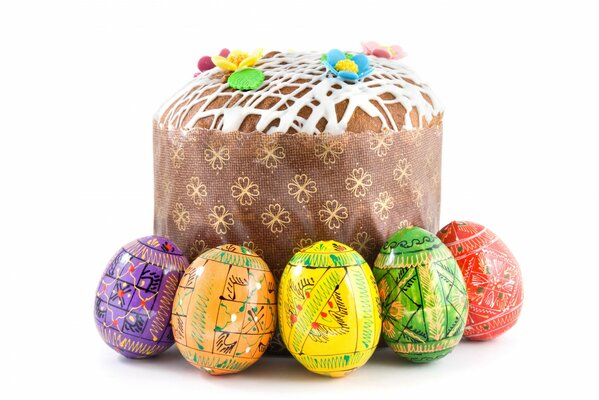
left=156, top=51, right=443, bottom=134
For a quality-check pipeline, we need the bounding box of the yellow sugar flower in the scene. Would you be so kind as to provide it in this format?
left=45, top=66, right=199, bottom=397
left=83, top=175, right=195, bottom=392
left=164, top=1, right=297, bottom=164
left=212, top=49, right=263, bottom=72
left=335, top=59, right=359, bottom=73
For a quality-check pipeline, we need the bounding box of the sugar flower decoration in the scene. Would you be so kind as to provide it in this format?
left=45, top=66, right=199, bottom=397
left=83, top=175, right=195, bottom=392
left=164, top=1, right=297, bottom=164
left=212, top=49, right=264, bottom=72
left=322, top=49, right=373, bottom=81
left=361, top=41, right=406, bottom=60
left=195, top=48, right=230, bottom=77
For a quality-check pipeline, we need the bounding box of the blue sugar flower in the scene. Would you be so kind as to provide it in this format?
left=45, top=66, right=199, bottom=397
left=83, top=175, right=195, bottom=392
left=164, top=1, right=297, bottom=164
left=322, top=49, right=374, bottom=81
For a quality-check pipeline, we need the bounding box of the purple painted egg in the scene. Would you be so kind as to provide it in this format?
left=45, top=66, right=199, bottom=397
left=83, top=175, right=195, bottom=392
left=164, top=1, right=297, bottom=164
left=94, top=236, right=188, bottom=358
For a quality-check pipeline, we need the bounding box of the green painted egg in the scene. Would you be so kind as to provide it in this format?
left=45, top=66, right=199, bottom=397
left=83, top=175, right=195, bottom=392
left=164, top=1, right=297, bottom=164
left=373, top=226, right=468, bottom=362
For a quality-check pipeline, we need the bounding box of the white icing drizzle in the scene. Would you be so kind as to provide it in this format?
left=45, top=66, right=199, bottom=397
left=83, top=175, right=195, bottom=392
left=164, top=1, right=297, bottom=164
left=155, top=51, right=443, bottom=134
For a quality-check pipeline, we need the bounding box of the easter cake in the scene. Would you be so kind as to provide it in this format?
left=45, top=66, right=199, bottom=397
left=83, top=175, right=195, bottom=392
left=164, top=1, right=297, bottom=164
left=153, top=45, right=443, bottom=349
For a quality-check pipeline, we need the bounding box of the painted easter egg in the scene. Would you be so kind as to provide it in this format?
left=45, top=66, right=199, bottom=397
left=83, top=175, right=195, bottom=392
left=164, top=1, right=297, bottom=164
left=437, top=221, right=523, bottom=340
left=373, top=227, right=468, bottom=362
left=171, top=244, right=277, bottom=375
left=278, top=240, right=381, bottom=378
left=94, top=236, right=188, bottom=358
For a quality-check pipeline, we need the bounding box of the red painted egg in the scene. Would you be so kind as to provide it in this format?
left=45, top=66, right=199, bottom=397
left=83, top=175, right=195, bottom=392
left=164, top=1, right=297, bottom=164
left=437, top=221, right=523, bottom=340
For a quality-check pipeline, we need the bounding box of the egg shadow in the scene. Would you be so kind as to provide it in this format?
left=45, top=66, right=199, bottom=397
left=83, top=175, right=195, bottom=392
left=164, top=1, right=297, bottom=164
left=115, top=346, right=337, bottom=384
left=367, top=345, right=477, bottom=371
left=229, top=353, right=330, bottom=383
left=367, top=347, right=427, bottom=368
left=115, top=346, right=201, bottom=378
left=115, top=343, right=454, bottom=384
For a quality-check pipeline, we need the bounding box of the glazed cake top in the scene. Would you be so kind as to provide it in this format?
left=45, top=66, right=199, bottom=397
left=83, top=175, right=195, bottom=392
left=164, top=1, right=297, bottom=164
left=155, top=51, right=443, bottom=134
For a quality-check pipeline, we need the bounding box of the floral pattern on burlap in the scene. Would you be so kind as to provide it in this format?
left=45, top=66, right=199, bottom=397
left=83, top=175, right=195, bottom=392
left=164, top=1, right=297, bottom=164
left=155, top=125, right=442, bottom=279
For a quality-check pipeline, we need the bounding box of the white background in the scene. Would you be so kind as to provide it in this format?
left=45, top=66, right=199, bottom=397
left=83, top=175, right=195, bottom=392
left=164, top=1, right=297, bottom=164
left=1, top=0, right=598, bottom=398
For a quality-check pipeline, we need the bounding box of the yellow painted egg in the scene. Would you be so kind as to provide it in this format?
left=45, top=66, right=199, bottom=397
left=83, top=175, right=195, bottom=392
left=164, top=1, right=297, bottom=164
left=278, top=240, right=381, bottom=377
left=171, top=244, right=277, bottom=375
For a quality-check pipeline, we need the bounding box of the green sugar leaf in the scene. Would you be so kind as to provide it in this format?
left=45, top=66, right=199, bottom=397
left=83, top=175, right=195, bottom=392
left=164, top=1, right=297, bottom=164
left=228, top=67, right=265, bottom=91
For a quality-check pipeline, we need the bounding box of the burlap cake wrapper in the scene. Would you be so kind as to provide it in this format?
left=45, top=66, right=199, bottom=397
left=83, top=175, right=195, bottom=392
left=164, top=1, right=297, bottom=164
left=153, top=122, right=442, bottom=353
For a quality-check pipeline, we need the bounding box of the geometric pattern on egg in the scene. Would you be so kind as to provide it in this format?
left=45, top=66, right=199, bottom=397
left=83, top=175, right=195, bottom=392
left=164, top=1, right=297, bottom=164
left=278, top=240, right=382, bottom=377
left=374, top=226, right=468, bottom=362
left=437, top=221, right=524, bottom=340
left=171, top=244, right=277, bottom=375
left=94, top=236, right=188, bottom=358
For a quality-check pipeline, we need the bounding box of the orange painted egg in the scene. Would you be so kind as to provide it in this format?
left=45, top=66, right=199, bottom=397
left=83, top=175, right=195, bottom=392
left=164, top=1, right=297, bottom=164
left=437, top=221, right=524, bottom=340
left=171, top=244, right=277, bottom=375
